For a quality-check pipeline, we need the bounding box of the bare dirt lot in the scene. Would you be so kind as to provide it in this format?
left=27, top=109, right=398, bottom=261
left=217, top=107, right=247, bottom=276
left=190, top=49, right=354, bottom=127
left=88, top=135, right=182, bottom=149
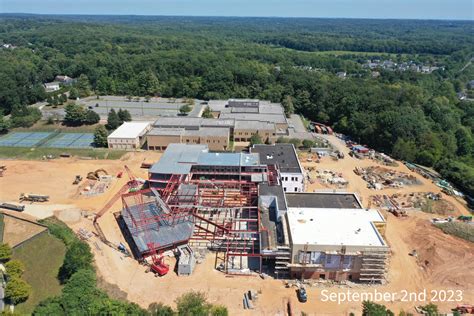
left=1, top=212, right=47, bottom=247
left=1, top=142, right=473, bottom=315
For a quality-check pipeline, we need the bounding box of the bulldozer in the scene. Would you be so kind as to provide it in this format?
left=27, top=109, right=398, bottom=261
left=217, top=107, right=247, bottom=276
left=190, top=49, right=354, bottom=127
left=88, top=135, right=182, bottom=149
left=87, top=169, right=108, bottom=181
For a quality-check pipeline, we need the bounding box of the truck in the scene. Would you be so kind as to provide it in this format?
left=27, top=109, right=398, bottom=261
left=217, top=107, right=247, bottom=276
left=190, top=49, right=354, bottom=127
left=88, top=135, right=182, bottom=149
left=0, top=203, right=25, bottom=212
left=19, top=193, right=49, bottom=202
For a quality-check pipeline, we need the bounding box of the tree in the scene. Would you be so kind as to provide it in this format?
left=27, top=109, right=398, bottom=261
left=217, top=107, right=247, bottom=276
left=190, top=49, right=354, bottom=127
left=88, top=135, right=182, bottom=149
left=201, top=106, right=213, bottom=118
left=106, top=109, right=121, bottom=130
left=420, top=304, right=438, bottom=316
left=60, top=93, right=68, bottom=104
left=282, top=95, right=295, bottom=118
left=76, top=74, right=91, bottom=97
left=179, top=104, right=192, bottom=115
left=176, top=292, right=210, bottom=316
left=58, top=241, right=93, bottom=283
left=5, top=277, right=31, bottom=305
left=250, top=134, right=263, bottom=146
left=0, top=115, right=11, bottom=133
left=84, top=110, right=100, bottom=125
left=455, top=127, right=473, bottom=156
left=5, top=260, right=25, bottom=278
left=302, top=139, right=315, bottom=149
left=0, top=243, right=12, bottom=262
left=64, top=103, right=86, bottom=126
left=126, top=95, right=133, bottom=102
left=94, top=125, right=109, bottom=148
left=145, top=95, right=151, bottom=103
left=148, top=303, right=175, bottom=316
left=118, top=109, right=132, bottom=123
left=362, top=301, right=394, bottom=316
left=69, top=88, right=79, bottom=100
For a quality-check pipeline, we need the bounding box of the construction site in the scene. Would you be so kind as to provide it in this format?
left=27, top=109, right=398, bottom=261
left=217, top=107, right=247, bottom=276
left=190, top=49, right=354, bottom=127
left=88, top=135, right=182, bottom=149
left=0, top=136, right=473, bottom=315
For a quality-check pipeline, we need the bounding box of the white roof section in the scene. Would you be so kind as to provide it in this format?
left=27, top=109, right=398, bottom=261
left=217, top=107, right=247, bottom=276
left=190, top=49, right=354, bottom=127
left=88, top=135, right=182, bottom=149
left=108, top=122, right=151, bottom=139
left=287, top=208, right=386, bottom=247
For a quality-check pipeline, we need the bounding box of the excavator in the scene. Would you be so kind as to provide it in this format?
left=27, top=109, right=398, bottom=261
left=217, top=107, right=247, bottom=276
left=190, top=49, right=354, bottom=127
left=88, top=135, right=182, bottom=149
left=92, top=165, right=142, bottom=246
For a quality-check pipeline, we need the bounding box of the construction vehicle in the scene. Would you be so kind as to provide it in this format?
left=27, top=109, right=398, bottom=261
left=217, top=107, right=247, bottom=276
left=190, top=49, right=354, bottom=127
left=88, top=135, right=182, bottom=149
left=457, top=215, right=472, bottom=222
left=73, top=175, right=83, bottom=185
left=0, top=165, right=6, bottom=177
left=0, top=202, right=25, bottom=212
left=147, top=250, right=170, bottom=277
left=19, top=193, right=49, bottom=202
left=87, top=169, right=108, bottom=181
left=92, top=165, right=142, bottom=246
left=296, top=287, right=307, bottom=303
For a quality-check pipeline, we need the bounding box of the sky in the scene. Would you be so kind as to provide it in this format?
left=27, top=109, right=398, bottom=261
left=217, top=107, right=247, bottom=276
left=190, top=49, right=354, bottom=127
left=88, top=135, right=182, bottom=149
left=1, top=0, right=473, bottom=20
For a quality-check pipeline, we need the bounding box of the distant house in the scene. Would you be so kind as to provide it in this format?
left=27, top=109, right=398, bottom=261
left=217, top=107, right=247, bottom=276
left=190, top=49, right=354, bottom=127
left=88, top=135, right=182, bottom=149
left=44, top=82, right=60, bottom=92
left=457, top=92, right=467, bottom=101
left=336, top=71, right=347, bottom=78
left=54, top=75, right=75, bottom=85
left=371, top=71, right=380, bottom=78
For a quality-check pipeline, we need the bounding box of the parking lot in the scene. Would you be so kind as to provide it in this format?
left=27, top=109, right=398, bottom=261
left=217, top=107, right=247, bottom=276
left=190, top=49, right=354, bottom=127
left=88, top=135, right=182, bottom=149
left=77, top=96, right=205, bottom=120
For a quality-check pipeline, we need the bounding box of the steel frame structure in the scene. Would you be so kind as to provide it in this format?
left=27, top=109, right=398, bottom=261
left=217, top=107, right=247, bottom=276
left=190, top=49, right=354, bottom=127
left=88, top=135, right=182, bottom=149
left=122, top=167, right=265, bottom=274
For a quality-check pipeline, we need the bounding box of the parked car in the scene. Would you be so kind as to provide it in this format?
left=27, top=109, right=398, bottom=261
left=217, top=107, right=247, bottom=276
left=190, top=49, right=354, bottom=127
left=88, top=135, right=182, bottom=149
left=297, top=287, right=307, bottom=303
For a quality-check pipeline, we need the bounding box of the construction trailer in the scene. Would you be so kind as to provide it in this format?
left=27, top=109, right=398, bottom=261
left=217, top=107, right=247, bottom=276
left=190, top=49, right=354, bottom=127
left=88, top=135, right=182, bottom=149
left=177, top=245, right=196, bottom=276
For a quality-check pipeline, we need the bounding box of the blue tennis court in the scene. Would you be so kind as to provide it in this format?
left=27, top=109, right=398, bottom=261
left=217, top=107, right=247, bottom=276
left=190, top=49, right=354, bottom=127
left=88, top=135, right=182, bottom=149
left=43, top=133, right=95, bottom=148
left=0, top=132, right=53, bottom=147
left=0, top=132, right=95, bottom=149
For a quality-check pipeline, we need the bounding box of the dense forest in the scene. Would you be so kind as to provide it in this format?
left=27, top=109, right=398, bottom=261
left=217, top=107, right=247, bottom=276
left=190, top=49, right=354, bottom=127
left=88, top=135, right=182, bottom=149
left=0, top=15, right=473, bottom=198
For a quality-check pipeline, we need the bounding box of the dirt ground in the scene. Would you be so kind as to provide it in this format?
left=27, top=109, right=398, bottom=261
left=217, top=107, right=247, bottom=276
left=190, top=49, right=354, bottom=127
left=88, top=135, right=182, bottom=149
left=1, top=142, right=473, bottom=315
left=1, top=211, right=47, bottom=247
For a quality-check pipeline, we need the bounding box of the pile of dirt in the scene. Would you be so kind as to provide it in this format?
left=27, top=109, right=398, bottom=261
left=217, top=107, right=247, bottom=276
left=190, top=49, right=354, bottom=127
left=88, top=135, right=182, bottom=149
left=408, top=218, right=474, bottom=288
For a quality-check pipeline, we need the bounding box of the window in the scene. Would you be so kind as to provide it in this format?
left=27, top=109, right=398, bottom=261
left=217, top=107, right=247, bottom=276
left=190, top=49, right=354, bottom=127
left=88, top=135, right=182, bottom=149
left=283, top=187, right=287, bottom=192
left=294, top=187, right=298, bottom=192
left=326, top=255, right=332, bottom=264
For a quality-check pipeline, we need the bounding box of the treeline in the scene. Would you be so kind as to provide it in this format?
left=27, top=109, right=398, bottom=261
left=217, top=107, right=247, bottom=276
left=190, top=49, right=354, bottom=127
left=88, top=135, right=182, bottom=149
left=35, top=217, right=227, bottom=315
left=0, top=16, right=473, bottom=196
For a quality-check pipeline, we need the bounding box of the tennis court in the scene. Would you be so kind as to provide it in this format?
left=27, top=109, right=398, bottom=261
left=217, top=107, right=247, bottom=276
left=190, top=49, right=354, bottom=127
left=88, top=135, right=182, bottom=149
left=0, top=132, right=95, bottom=149
left=43, top=133, right=95, bottom=148
left=0, top=132, right=53, bottom=147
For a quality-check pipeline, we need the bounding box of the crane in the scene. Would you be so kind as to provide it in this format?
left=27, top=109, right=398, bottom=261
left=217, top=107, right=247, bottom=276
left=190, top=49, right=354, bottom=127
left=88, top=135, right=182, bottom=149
left=92, top=165, right=142, bottom=245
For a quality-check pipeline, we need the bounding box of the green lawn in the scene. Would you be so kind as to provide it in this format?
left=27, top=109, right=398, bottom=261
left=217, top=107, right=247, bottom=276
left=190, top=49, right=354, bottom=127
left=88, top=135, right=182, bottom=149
left=12, top=232, right=67, bottom=314
left=12, top=121, right=101, bottom=133
left=0, top=146, right=126, bottom=160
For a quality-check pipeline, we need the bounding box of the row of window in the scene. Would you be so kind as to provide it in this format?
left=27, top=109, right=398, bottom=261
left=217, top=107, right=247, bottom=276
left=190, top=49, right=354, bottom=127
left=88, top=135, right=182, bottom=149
left=283, top=176, right=300, bottom=182
left=109, top=138, right=136, bottom=144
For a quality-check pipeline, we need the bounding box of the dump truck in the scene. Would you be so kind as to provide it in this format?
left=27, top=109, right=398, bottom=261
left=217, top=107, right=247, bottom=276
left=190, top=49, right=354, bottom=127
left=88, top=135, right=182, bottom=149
left=19, top=193, right=49, bottom=202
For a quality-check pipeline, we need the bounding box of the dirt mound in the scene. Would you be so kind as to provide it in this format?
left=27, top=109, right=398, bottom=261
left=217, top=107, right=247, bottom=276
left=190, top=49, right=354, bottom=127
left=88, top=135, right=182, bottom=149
left=409, top=218, right=474, bottom=289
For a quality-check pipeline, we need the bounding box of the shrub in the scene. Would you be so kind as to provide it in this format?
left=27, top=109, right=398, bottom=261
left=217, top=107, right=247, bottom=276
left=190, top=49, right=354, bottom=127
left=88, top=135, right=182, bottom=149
left=5, top=276, right=31, bottom=305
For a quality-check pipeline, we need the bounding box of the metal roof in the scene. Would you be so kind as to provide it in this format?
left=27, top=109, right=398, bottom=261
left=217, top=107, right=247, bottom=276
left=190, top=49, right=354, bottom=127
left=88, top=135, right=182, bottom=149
left=107, top=122, right=151, bottom=139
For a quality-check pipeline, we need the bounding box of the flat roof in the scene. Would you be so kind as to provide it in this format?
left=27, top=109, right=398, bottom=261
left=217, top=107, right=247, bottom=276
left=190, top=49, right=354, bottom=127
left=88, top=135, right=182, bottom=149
left=184, top=127, right=230, bottom=137
left=251, top=144, right=302, bottom=174
left=219, top=112, right=287, bottom=124
left=149, top=144, right=208, bottom=174
left=148, top=128, right=184, bottom=136
left=108, top=122, right=151, bottom=139
left=285, top=192, right=362, bottom=209
left=149, top=143, right=261, bottom=175
left=259, top=183, right=288, bottom=213
left=197, top=152, right=260, bottom=167
left=287, top=208, right=386, bottom=247
left=153, top=117, right=234, bottom=128
left=234, top=120, right=275, bottom=131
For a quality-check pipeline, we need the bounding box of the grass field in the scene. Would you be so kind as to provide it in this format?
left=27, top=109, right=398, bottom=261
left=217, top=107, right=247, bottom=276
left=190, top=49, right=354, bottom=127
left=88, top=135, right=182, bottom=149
left=13, top=121, right=101, bottom=133
left=12, top=232, right=66, bottom=314
left=0, top=146, right=127, bottom=160
left=435, top=222, right=474, bottom=243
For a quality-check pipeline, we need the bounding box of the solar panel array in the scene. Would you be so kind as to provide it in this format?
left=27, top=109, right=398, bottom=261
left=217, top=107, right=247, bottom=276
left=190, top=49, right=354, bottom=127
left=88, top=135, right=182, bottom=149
left=0, top=132, right=95, bottom=149
left=0, top=132, right=53, bottom=147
